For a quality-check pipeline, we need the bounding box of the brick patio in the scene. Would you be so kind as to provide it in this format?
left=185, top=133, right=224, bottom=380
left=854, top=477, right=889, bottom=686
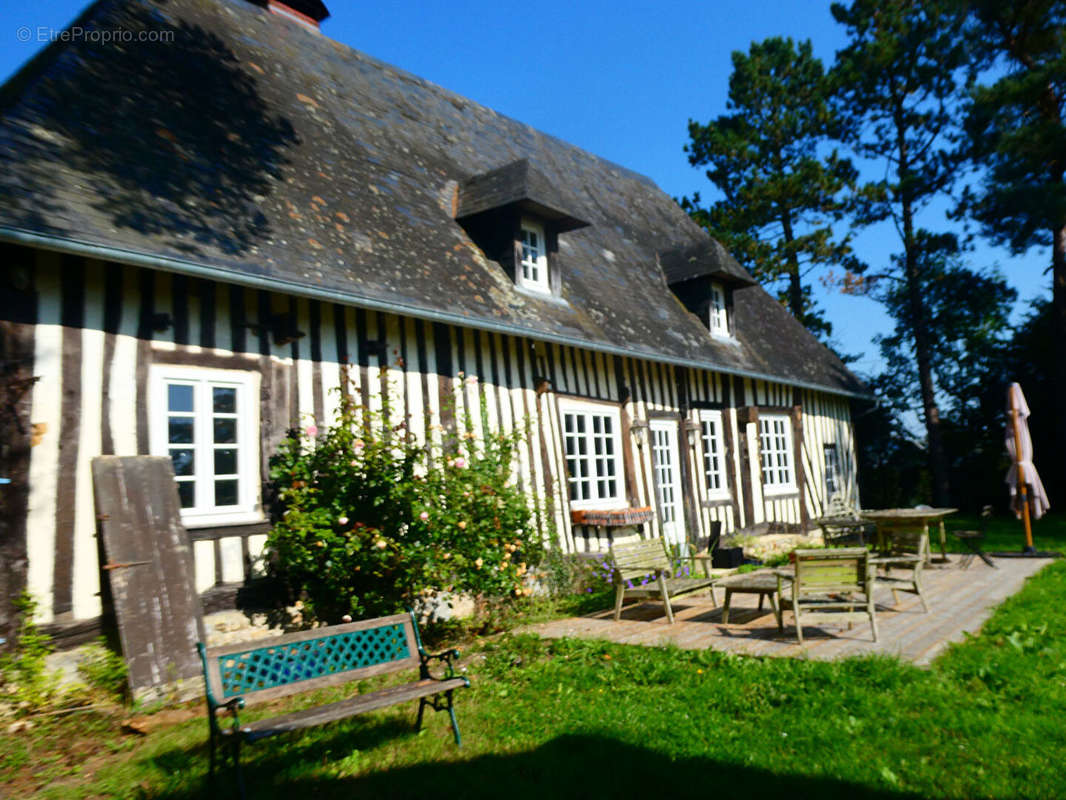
left=525, top=555, right=1055, bottom=666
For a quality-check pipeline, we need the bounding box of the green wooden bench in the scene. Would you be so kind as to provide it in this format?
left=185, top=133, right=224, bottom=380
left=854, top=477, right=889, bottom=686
left=197, top=611, right=469, bottom=795
left=610, top=537, right=719, bottom=624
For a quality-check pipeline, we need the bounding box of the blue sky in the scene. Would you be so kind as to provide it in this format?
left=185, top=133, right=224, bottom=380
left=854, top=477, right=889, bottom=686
left=0, top=0, right=1051, bottom=382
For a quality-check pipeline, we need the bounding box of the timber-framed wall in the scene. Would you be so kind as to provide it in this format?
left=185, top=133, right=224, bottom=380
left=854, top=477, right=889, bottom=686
left=5, top=244, right=860, bottom=628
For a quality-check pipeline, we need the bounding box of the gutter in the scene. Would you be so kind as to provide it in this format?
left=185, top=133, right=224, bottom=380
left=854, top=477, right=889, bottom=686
left=0, top=226, right=873, bottom=401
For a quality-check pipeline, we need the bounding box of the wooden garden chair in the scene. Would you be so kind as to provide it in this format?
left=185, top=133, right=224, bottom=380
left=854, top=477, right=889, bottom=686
left=814, top=494, right=870, bottom=547
left=873, top=526, right=930, bottom=612
left=952, top=506, right=996, bottom=570
left=609, top=537, right=719, bottom=624
left=777, top=547, right=878, bottom=643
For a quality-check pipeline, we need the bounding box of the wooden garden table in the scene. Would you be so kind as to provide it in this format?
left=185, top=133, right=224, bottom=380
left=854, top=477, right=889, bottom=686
left=717, top=571, right=790, bottom=630
left=860, top=508, right=958, bottom=564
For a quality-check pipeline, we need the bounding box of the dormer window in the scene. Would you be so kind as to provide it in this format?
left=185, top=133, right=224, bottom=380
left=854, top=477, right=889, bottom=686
left=454, top=159, right=589, bottom=300
left=519, top=219, right=550, bottom=293
left=709, top=282, right=730, bottom=337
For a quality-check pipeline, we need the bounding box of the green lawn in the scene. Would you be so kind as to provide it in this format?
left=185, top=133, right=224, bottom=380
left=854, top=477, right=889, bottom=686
left=4, top=515, right=1065, bottom=799
left=941, top=510, right=1065, bottom=556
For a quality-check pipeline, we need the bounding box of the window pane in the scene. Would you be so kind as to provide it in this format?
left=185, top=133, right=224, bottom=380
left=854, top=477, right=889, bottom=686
left=168, top=384, right=194, bottom=413
left=213, top=419, right=237, bottom=444
left=214, top=448, right=238, bottom=476
left=213, top=387, right=237, bottom=414
left=170, top=449, right=194, bottom=476
left=215, top=479, right=239, bottom=506
left=177, top=481, right=195, bottom=508
left=168, top=417, right=194, bottom=444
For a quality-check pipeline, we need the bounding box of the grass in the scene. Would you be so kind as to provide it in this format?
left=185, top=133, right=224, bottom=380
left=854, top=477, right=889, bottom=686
left=941, top=510, right=1066, bottom=555
left=3, top=516, right=1065, bottom=799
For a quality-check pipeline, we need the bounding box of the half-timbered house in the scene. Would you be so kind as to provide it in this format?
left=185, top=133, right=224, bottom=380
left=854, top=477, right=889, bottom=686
left=0, top=0, right=867, bottom=639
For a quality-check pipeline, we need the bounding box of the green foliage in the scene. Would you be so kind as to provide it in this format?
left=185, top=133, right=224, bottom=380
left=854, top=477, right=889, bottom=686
left=954, top=0, right=1066, bottom=255
left=682, top=36, right=856, bottom=339
left=0, top=592, right=61, bottom=713
left=266, top=379, right=545, bottom=623
left=873, top=232, right=1017, bottom=417
left=76, top=639, right=129, bottom=702
left=830, top=0, right=972, bottom=505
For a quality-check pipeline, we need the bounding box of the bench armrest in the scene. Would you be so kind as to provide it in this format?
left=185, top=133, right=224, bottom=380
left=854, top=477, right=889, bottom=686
left=209, top=696, right=246, bottom=735
left=420, top=648, right=461, bottom=680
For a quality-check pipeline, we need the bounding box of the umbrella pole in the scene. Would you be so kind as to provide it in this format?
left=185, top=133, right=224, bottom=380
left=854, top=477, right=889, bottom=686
left=1010, top=395, right=1035, bottom=553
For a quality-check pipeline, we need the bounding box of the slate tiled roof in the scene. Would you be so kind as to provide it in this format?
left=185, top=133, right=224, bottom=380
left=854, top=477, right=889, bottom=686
left=0, top=0, right=866, bottom=397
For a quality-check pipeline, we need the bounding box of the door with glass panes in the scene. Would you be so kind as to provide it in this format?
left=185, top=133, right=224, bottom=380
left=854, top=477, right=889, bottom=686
left=649, top=419, right=684, bottom=547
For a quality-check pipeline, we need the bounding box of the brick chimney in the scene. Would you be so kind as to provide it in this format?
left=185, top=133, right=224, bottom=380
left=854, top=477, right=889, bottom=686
left=261, top=0, right=330, bottom=32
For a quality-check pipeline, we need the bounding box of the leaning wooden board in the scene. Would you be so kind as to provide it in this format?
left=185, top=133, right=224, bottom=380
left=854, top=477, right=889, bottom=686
left=92, top=456, right=205, bottom=695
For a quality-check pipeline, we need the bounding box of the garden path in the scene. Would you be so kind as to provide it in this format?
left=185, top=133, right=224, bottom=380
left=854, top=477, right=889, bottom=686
left=525, top=555, right=1053, bottom=665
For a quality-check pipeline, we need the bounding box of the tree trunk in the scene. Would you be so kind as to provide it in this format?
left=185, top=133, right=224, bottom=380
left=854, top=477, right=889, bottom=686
left=780, top=211, right=804, bottom=320
left=1052, top=221, right=1066, bottom=507
left=896, top=121, right=951, bottom=507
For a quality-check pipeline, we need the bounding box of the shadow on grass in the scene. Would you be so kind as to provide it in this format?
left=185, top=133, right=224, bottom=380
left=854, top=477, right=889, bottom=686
left=147, top=731, right=922, bottom=800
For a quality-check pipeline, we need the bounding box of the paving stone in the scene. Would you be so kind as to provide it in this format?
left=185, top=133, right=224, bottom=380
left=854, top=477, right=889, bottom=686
left=522, top=556, right=1054, bottom=665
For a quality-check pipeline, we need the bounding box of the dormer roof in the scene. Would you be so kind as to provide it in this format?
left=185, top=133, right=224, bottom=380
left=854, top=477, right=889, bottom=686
left=457, top=159, right=589, bottom=233
left=659, top=240, right=757, bottom=288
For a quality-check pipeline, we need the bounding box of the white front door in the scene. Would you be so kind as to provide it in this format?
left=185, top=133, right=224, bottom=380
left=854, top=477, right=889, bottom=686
left=649, top=419, right=684, bottom=547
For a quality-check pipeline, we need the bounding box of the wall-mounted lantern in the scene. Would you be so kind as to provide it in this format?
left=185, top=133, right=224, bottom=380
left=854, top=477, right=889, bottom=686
left=629, top=418, right=648, bottom=449
left=683, top=419, right=701, bottom=448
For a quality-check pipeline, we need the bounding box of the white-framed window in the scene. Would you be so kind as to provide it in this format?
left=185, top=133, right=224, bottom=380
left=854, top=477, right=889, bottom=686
left=824, top=443, right=841, bottom=498
left=709, top=282, right=729, bottom=337
left=758, top=413, right=796, bottom=494
left=518, top=218, right=550, bottom=293
left=560, top=400, right=624, bottom=508
left=149, top=365, right=262, bottom=527
left=698, top=409, right=730, bottom=499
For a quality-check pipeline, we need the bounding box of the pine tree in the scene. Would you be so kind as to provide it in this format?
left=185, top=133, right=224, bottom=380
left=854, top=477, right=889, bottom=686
left=955, top=0, right=1066, bottom=503
left=682, top=37, right=856, bottom=340
left=831, top=0, right=968, bottom=506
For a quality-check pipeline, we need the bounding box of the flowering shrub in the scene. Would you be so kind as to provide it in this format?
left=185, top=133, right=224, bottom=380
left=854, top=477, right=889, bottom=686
left=266, top=377, right=545, bottom=623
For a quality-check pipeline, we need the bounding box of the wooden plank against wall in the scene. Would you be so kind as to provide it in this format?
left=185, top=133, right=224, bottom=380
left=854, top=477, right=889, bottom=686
left=92, top=456, right=204, bottom=695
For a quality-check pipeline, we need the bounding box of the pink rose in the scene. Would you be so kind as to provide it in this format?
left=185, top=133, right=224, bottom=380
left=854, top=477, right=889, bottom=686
left=453, top=457, right=467, bottom=469
left=305, top=424, right=318, bottom=437
left=419, top=511, right=430, bottom=521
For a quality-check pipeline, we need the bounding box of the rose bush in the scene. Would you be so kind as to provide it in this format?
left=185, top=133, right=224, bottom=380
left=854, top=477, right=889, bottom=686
left=266, top=378, right=546, bottom=622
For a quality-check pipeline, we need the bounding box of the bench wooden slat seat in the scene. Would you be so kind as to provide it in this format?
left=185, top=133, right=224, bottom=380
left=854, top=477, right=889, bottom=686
left=609, top=537, right=719, bottom=624
left=230, top=677, right=471, bottom=742
left=198, top=611, right=468, bottom=796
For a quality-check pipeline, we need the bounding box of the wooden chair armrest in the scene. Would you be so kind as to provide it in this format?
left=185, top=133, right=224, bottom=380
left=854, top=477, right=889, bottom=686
left=679, top=553, right=713, bottom=577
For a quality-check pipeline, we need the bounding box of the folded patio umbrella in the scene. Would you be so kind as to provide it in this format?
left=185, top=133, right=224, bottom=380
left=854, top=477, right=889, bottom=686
left=1005, top=383, right=1050, bottom=550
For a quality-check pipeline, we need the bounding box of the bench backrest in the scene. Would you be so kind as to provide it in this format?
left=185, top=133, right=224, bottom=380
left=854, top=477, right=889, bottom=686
left=199, top=612, right=421, bottom=708
left=793, top=548, right=870, bottom=596
left=610, top=538, right=671, bottom=583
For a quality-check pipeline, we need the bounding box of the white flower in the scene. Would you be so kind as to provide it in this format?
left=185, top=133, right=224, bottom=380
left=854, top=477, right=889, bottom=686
left=338, top=516, right=349, bottom=526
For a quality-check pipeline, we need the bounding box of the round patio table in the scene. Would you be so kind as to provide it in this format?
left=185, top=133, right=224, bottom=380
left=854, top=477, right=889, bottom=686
left=860, top=508, right=958, bottom=564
